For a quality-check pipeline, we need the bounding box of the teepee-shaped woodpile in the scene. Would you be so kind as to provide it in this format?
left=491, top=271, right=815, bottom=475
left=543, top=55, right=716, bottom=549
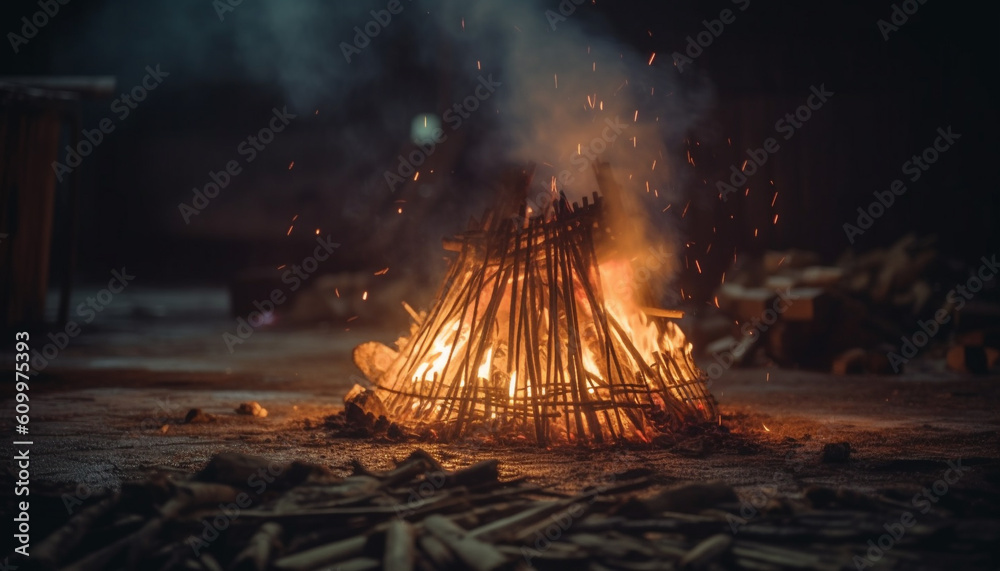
left=355, top=164, right=717, bottom=445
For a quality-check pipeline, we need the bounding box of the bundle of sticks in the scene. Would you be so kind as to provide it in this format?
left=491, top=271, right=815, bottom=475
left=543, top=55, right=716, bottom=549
left=22, top=450, right=998, bottom=571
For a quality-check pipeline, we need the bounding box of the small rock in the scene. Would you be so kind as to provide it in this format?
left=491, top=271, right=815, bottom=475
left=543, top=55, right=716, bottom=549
left=185, top=408, right=214, bottom=424
left=821, top=442, right=851, bottom=463
left=343, top=384, right=388, bottom=417
left=235, top=402, right=268, bottom=417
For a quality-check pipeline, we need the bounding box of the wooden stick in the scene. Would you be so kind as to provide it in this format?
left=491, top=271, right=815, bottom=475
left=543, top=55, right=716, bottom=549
left=422, top=515, right=508, bottom=571
left=640, top=307, right=685, bottom=319
left=332, top=558, right=381, bottom=571
left=469, top=500, right=573, bottom=543
left=31, top=493, right=119, bottom=568
left=273, top=533, right=368, bottom=571
left=60, top=533, right=132, bottom=571
left=127, top=483, right=240, bottom=568
left=230, top=522, right=281, bottom=571
left=679, top=534, right=732, bottom=569
left=416, top=535, right=456, bottom=568
left=200, top=553, right=225, bottom=571
left=384, top=519, right=415, bottom=571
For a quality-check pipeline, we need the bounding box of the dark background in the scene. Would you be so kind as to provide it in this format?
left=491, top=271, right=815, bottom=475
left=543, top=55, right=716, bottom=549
left=1, top=0, right=996, bottom=307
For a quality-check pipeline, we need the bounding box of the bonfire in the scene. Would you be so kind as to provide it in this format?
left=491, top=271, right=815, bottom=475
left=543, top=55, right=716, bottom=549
left=352, top=163, right=717, bottom=444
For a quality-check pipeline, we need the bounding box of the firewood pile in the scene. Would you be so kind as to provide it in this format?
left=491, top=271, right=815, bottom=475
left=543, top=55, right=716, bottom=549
left=694, top=234, right=999, bottom=374
left=21, top=450, right=998, bottom=570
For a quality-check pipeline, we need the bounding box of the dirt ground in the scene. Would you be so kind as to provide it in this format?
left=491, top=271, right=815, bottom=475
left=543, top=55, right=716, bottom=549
left=12, top=366, right=1000, bottom=494
left=2, top=287, right=997, bottom=499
